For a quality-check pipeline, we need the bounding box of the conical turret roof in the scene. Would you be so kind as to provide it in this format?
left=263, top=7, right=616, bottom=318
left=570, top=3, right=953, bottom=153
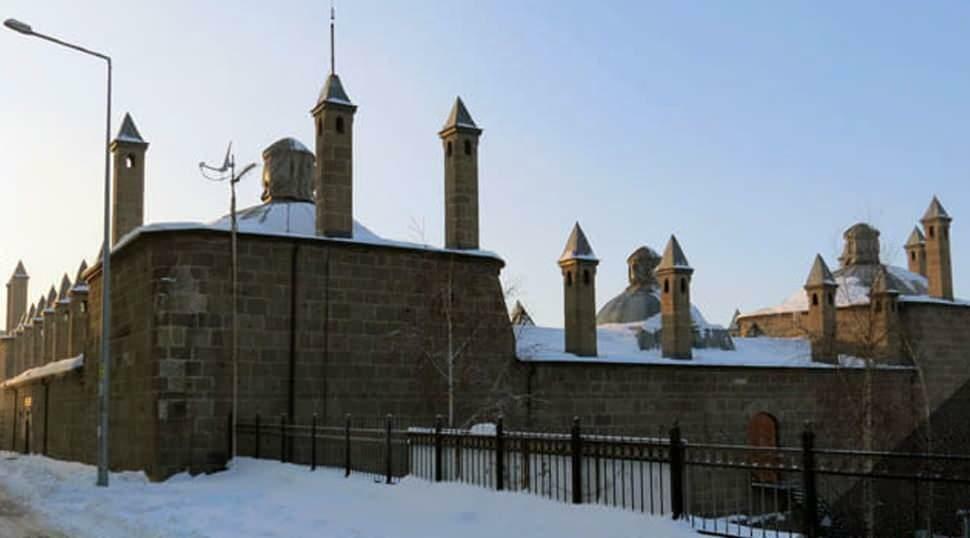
left=26, top=304, right=36, bottom=324
left=804, top=254, right=836, bottom=287
left=10, top=260, right=28, bottom=280
left=656, top=235, right=691, bottom=271
left=559, top=223, right=597, bottom=262
left=728, top=309, right=741, bottom=330
left=905, top=226, right=926, bottom=247
left=114, top=113, right=147, bottom=145
left=510, top=301, right=535, bottom=326
left=922, top=196, right=951, bottom=221
left=58, top=274, right=72, bottom=302
left=72, top=260, right=89, bottom=292
left=35, top=296, right=46, bottom=318
left=871, top=265, right=902, bottom=296
left=317, top=74, right=355, bottom=108
left=440, top=97, right=481, bottom=134
left=45, top=286, right=57, bottom=309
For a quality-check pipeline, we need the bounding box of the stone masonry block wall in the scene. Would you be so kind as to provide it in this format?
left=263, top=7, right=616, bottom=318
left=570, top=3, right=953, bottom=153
left=145, top=230, right=516, bottom=478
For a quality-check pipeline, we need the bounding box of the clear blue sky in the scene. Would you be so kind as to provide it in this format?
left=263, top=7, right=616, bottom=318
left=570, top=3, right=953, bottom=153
left=2, top=0, right=969, bottom=329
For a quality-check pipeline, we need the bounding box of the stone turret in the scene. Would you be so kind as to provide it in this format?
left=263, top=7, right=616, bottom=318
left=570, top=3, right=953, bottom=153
left=656, top=235, right=693, bottom=360
left=869, top=265, right=902, bottom=361
left=921, top=196, right=953, bottom=300
left=904, top=226, right=927, bottom=278
left=839, top=223, right=880, bottom=267
left=804, top=254, right=837, bottom=364
left=68, top=261, right=89, bottom=358
left=261, top=138, right=315, bottom=202
left=111, top=113, right=149, bottom=245
left=6, top=261, right=28, bottom=333
left=43, top=286, right=57, bottom=363
left=559, top=223, right=598, bottom=357
left=32, top=296, right=45, bottom=368
left=21, top=304, right=35, bottom=373
left=312, top=72, right=357, bottom=238
left=54, top=274, right=71, bottom=361
left=440, top=97, right=482, bottom=250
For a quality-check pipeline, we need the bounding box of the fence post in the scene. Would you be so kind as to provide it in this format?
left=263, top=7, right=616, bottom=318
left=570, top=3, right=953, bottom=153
left=344, top=414, right=351, bottom=477
left=280, top=413, right=286, bottom=463
left=571, top=417, right=583, bottom=504
left=669, top=423, right=685, bottom=520
left=311, top=413, right=317, bottom=471
left=802, top=423, right=818, bottom=538
left=434, top=415, right=443, bottom=483
left=254, top=413, right=261, bottom=459
left=385, top=414, right=393, bottom=484
left=495, top=416, right=505, bottom=491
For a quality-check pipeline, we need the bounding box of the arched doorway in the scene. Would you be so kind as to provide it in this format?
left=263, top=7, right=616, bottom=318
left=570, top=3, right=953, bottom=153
left=747, top=412, right=779, bottom=482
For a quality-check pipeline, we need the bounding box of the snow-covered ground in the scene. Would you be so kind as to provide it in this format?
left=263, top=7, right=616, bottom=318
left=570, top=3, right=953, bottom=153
left=0, top=452, right=701, bottom=538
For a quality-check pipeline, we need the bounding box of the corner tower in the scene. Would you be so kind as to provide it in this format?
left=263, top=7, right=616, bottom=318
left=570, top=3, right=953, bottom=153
left=312, top=8, right=356, bottom=238
left=804, top=254, right=837, bottom=363
left=5, top=261, right=28, bottom=333
left=440, top=98, right=483, bottom=250
left=111, top=113, right=149, bottom=245
left=656, top=235, right=693, bottom=360
left=904, top=226, right=927, bottom=278
left=921, top=196, right=953, bottom=300
left=558, top=223, right=598, bottom=356
left=869, top=265, right=902, bottom=361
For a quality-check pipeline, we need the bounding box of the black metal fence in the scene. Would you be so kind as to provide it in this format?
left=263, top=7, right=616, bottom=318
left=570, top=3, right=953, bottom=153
left=235, top=415, right=970, bottom=537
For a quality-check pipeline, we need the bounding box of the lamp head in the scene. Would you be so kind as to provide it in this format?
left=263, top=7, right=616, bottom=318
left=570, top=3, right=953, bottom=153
left=4, top=19, right=33, bottom=35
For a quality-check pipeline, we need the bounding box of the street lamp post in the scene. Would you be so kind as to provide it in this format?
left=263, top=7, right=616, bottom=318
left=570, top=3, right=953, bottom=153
left=5, top=18, right=114, bottom=487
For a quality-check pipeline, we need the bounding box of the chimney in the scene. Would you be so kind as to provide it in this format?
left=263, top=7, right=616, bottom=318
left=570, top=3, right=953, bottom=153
left=656, top=236, right=693, bottom=360
left=440, top=97, right=483, bottom=250
left=558, top=223, right=599, bottom=356
left=921, top=196, right=953, bottom=300
left=904, top=226, right=927, bottom=278
left=111, top=113, right=149, bottom=245
left=804, top=254, right=838, bottom=364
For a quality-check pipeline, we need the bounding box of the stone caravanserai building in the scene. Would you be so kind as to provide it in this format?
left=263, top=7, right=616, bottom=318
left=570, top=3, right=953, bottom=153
left=1, top=48, right=969, bottom=491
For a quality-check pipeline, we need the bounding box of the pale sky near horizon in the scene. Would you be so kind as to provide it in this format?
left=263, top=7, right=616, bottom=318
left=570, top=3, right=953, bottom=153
left=2, top=1, right=969, bottom=330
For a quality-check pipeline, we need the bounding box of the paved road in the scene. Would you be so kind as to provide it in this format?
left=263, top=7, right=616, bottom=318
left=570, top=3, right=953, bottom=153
left=0, top=486, right=66, bottom=538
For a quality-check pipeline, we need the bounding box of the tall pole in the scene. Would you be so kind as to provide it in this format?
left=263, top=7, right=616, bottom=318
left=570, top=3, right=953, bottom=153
left=4, top=17, right=114, bottom=487
left=98, top=58, right=113, bottom=488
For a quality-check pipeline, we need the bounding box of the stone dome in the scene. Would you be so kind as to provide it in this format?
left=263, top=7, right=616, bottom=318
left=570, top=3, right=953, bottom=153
left=596, top=246, right=662, bottom=324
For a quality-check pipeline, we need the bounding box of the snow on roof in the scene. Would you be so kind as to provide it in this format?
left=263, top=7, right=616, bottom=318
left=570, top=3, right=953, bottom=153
left=108, top=200, right=502, bottom=263
left=742, top=264, right=963, bottom=316
left=558, top=222, right=597, bottom=262
left=1, top=354, right=84, bottom=389
left=516, top=325, right=908, bottom=370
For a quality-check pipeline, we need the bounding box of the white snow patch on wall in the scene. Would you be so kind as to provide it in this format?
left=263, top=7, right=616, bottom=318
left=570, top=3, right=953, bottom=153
left=1, top=355, right=84, bottom=389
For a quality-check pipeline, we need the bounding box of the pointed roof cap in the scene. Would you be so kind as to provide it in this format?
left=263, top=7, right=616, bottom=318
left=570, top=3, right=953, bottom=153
left=804, top=254, right=836, bottom=287
left=72, top=260, right=90, bottom=293
left=440, top=97, right=482, bottom=135
left=871, top=265, right=902, bottom=296
left=921, top=196, right=951, bottom=222
left=316, top=74, right=355, bottom=109
left=46, top=285, right=57, bottom=306
left=26, top=304, right=36, bottom=324
left=656, top=235, right=691, bottom=271
left=510, top=301, right=536, bottom=326
left=58, top=274, right=72, bottom=302
left=9, top=260, right=28, bottom=281
left=35, top=296, right=46, bottom=317
left=905, top=226, right=926, bottom=248
left=113, top=113, right=148, bottom=145
left=728, top=309, right=741, bottom=330
left=558, top=222, right=598, bottom=263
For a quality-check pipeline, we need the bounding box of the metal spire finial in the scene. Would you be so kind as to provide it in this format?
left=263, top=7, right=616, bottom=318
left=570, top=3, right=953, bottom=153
left=330, top=1, right=336, bottom=74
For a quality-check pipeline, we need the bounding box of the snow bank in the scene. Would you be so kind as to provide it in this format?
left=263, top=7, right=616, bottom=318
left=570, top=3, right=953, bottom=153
left=516, top=325, right=908, bottom=370
left=0, top=355, right=83, bottom=389
left=0, top=453, right=701, bottom=538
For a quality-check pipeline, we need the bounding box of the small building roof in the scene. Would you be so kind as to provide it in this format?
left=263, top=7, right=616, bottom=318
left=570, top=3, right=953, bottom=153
left=558, top=223, right=597, bottom=263
left=441, top=97, right=481, bottom=133
left=317, top=74, right=355, bottom=108
left=922, top=196, right=951, bottom=222
left=510, top=301, right=535, bottom=326
left=804, top=254, right=836, bottom=287
left=656, top=235, right=690, bottom=271
left=114, top=113, right=147, bottom=145
left=905, top=226, right=926, bottom=248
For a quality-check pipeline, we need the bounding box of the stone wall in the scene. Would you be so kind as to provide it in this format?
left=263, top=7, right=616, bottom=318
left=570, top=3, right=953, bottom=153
left=517, top=362, right=919, bottom=450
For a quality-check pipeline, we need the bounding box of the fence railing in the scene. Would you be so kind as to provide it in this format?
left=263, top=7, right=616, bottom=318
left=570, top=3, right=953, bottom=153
left=235, top=415, right=970, bottom=537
